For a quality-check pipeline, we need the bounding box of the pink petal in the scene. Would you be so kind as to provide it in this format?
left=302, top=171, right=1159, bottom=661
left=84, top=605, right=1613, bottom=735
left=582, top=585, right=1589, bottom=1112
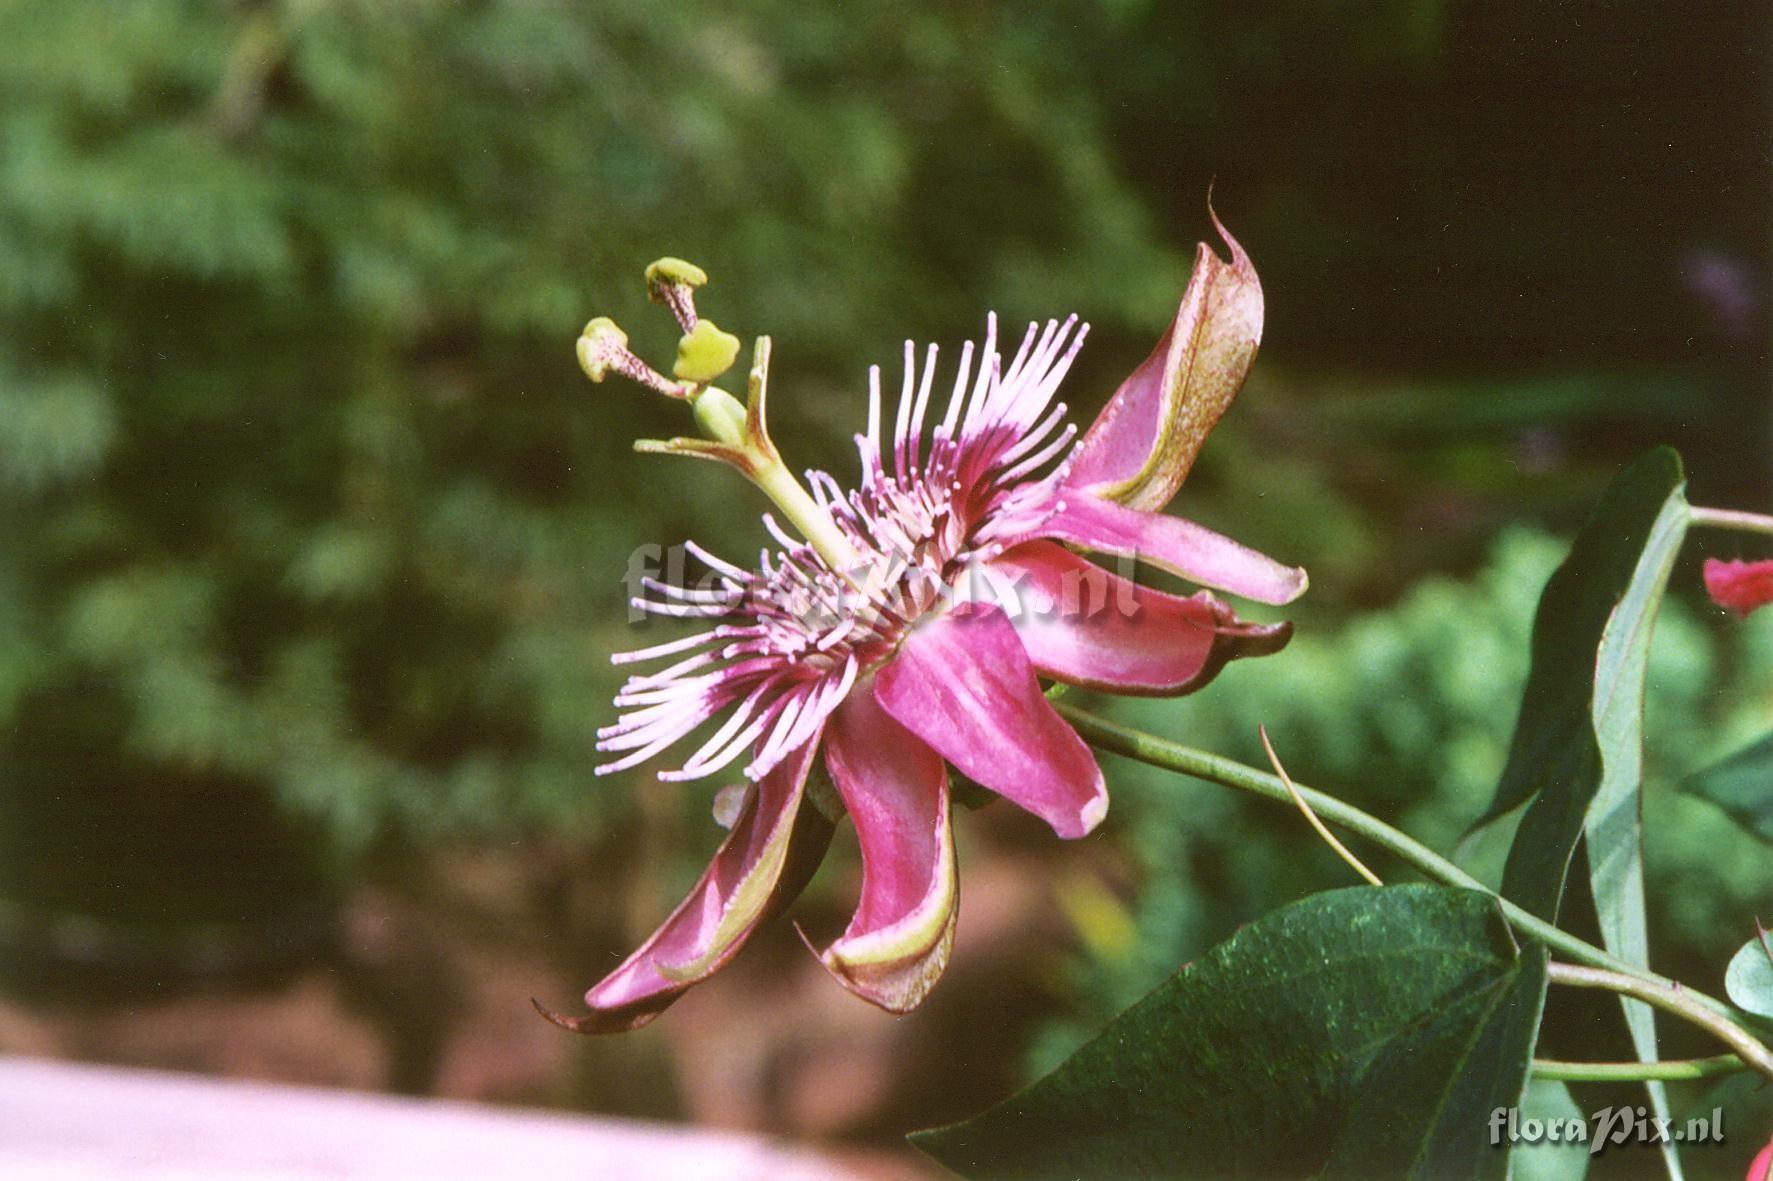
left=1064, top=213, right=1263, bottom=512
left=1704, top=557, right=1773, bottom=616
left=535, top=737, right=831, bottom=1034
left=873, top=602, right=1106, bottom=839
left=818, top=685, right=957, bottom=1012
left=988, top=540, right=1292, bottom=695
left=1747, top=1137, right=1773, bottom=1181
left=1025, top=492, right=1307, bottom=606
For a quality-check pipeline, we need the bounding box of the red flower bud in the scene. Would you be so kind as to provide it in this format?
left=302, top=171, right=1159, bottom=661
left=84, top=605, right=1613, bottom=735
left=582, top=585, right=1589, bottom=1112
left=1704, top=557, right=1773, bottom=616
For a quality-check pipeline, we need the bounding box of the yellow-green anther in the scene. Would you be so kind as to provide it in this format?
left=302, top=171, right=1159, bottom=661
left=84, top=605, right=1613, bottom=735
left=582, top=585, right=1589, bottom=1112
left=692, top=387, right=748, bottom=448
left=576, top=317, right=629, bottom=382
left=575, top=315, right=686, bottom=398
left=674, top=320, right=741, bottom=384
left=645, top=257, right=709, bottom=295
left=646, top=257, right=709, bottom=334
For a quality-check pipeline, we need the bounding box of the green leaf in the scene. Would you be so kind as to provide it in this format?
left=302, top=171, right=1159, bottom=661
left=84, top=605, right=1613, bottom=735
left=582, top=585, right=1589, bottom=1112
left=1493, top=447, right=1686, bottom=919
left=1724, top=931, right=1773, bottom=1019
left=1491, top=447, right=1688, bottom=1179
left=1678, top=731, right=1773, bottom=843
left=911, top=885, right=1546, bottom=1181
left=1320, top=941, right=1548, bottom=1180
left=1580, top=467, right=1690, bottom=1181
left=1509, top=1079, right=1591, bottom=1181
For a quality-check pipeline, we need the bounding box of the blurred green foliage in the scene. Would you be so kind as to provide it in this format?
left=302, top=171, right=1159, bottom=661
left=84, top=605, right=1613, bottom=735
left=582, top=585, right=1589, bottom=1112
left=0, top=0, right=1211, bottom=878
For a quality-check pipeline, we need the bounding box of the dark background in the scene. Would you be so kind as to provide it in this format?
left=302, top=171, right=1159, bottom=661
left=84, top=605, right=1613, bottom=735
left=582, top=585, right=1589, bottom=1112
left=0, top=1, right=1767, bottom=1174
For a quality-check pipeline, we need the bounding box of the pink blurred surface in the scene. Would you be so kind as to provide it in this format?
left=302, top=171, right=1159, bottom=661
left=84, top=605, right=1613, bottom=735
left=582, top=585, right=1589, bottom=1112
left=0, top=1056, right=884, bottom=1180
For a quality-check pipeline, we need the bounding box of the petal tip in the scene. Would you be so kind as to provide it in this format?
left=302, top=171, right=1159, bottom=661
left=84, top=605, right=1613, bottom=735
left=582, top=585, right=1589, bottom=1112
left=819, top=961, right=924, bottom=1015
left=1052, top=779, right=1108, bottom=839
left=1204, top=196, right=1256, bottom=280
left=531, top=996, right=658, bottom=1036
left=1077, top=791, right=1108, bottom=836
left=813, top=920, right=957, bottom=1015
left=1279, top=565, right=1309, bottom=604
left=530, top=996, right=581, bottom=1031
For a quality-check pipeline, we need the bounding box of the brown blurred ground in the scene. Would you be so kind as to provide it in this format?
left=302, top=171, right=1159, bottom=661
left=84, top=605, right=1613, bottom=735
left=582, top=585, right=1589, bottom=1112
left=0, top=802, right=1121, bottom=1174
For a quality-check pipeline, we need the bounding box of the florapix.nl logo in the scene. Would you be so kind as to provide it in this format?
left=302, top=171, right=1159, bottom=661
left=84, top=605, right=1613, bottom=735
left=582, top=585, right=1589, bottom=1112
left=1491, top=1105, right=1724, bottom=1156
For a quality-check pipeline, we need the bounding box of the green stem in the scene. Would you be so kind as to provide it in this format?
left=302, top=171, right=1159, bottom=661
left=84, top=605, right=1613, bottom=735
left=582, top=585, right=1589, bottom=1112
left=1057, top=705, right=1757, bottom=1035
left=1531, top=1054, right=1745, bottom=1083
left=1547, top=963, right=1773, bottom=1082
left=1689, top=505, right=1773, bottom=538
left=750, top=457, right=861, bottom=574
left=723, top=334, right=860, bottom=575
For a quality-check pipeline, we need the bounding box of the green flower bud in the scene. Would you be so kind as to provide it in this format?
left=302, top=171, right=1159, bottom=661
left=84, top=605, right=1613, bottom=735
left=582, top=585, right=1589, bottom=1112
left=674, top=320, right=741, bottom=384
left=691, top=386, right=748, bottom=448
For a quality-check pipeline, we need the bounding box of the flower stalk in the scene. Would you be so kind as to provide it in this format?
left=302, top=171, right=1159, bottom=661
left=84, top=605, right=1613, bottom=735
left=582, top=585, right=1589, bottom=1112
left=1545, top=962, right=1773, bottom=1081
left=1529, top=1054, right=1745, bottom=1083
left=1689, top=505, right=1773, bottom=538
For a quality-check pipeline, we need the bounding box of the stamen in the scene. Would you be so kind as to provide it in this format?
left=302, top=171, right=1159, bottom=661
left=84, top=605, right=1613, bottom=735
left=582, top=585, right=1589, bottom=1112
left=939, top=339, right=976, bottom=440
left=893, top=340, right=915, bottom=479
left=595, top=704, right=718, bottom=773
left=623, top=650, right=721, bottom=689
left=746, top=688, right=812, bottom=781
left=682, top=540, right=751, bottom=581
left=761, top=512, right=802, bottom=553
left=611, top=630, right=727, bottom=666
left=996, top=319, right=1047, bottom=401
left=614, top=675, right=723, bottom=708
left=966, top=315, right=1001, bottom=433
left=907, top=342, right=939, bottom=474
left=667, top=681, right=777, bottom=780
left=997, top=422, right=1079, bottom=485
left=865, top=365, right=883, bottom=474
left=631, top=596, right=726, bottom=619
left=638, top=577, right=741, bottom=604
left=998, top=401, right=1071, bottom=467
